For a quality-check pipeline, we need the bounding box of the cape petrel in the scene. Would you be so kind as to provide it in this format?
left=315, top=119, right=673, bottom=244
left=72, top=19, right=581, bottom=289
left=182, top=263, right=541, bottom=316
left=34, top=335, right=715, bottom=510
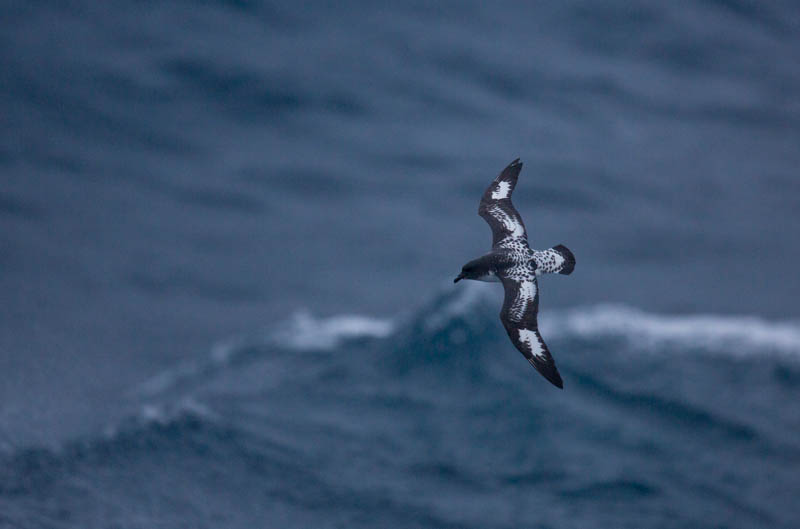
left=454, top=159, right=575, bottom=388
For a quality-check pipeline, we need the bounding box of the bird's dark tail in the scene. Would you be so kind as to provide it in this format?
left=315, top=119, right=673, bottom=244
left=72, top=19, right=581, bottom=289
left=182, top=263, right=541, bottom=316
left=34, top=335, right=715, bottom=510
left=552, top=245, right=575, bottom=275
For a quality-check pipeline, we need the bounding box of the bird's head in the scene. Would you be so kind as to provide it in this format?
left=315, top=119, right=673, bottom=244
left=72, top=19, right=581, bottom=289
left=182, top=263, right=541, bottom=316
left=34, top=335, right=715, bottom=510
left=454, top=258, right=483, bottom=283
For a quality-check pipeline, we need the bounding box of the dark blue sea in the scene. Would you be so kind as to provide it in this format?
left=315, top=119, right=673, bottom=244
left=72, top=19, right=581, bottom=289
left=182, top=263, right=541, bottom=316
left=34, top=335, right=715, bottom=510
left=2, top=1, right=800, bottom=527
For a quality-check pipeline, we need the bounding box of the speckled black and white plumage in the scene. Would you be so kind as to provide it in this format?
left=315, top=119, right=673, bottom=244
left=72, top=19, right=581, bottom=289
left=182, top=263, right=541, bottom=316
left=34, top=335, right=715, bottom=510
left=455, top=159, right=576, bottom=389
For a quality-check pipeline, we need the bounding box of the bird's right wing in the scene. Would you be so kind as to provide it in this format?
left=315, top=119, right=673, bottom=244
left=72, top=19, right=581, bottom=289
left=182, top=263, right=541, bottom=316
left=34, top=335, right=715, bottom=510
left=479, top=159, right=528, bottom=248
left=499, top=275, right=563, bottom=388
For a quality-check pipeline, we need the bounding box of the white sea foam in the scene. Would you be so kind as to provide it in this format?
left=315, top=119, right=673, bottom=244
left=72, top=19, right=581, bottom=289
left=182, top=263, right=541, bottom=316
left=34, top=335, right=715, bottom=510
left=543, top=304, right=800, bottom=356
left=136, top=295, right=800, bottom=399
left=280, top=292, right=800, bottom=357
left=136, top=312, right=393, bottom=397
left=136, top=398, right=215, bottom=426
left=276, top=310, right=395, bottom=350
left=102, top=398, right=216, bottom=440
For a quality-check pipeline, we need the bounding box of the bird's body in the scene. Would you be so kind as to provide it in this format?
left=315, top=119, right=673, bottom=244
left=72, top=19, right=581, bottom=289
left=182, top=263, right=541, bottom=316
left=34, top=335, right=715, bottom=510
left=454, top=159, right=575, bottom=388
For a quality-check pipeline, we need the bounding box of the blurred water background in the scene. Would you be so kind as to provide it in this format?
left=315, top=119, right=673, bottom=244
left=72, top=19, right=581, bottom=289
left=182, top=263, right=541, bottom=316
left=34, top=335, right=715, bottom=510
left=2, top=1, right=800, bottom=527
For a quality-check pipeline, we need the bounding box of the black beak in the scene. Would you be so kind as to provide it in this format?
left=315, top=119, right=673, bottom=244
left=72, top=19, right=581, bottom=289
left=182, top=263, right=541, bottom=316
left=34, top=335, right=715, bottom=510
left=454, top=274, right=464, bottom=283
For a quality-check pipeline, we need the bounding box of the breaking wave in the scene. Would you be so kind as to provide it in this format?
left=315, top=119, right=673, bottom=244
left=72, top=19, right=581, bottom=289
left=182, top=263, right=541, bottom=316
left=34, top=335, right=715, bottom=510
left=135, top=283, right=800, bottom=401
left=545, top=304, right=800, bottom=357
left=4, top=283, right=800, bottom=529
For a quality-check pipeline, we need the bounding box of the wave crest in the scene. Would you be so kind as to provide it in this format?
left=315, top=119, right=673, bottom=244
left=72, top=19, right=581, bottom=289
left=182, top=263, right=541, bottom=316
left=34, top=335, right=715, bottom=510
left=545, top=304, right=800, bottom=356
left=274, top=310, right=395, bottom=350
left=138, top=285, right=800, bottom=398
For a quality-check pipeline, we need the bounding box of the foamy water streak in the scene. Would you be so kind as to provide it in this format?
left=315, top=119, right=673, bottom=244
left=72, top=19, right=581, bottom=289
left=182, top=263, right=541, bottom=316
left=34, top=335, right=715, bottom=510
left=276, top=288, right=800, bottom=357
left=102, top=398, right=217, bottom=441
left=544, top=304, right=800, bottom=356
left=275, top=310, right=395, bottom=350
left=137, top=291, right=800, bottom=399
left=136, top=312, right=394, bottom=397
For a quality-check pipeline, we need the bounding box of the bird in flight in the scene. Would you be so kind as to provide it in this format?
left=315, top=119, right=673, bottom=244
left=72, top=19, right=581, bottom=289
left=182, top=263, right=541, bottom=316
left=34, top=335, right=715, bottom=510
left=454, top=159, right=575, bottom=388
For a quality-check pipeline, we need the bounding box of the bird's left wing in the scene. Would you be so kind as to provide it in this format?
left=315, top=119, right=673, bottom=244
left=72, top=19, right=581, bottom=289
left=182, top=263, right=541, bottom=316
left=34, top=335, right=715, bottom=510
left=498, top=275, right=563, bottom=388
left=479, top=159, right=528, bottom=248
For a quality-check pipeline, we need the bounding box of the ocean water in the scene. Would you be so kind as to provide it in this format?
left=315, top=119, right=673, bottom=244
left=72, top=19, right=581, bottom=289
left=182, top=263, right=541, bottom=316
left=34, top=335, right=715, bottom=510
left=2, top=1, right=800, bottom=527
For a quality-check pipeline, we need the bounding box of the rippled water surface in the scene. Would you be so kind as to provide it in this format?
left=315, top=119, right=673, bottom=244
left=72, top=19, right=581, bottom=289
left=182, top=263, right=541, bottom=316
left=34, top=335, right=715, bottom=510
left=2, top=1, right=800, bottom=527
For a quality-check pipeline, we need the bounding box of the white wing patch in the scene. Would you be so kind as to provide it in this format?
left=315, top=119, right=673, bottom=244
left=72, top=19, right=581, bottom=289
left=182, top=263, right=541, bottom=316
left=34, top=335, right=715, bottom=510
left=508, top=280, right=537, bottom=322
left=518, top=329, right=545, bottom=358
left=488, top=205, right=524, bottom=239
left=491, top=181, right=511, bottom=200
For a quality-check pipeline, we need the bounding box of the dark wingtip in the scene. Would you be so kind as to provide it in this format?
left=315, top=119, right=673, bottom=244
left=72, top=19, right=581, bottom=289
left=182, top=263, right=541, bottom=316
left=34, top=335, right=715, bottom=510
left=529, top=357, right=564, bottom=389
left=547, top=370, right=564, bottom=389
left=497, top=158, right=523, bottom=182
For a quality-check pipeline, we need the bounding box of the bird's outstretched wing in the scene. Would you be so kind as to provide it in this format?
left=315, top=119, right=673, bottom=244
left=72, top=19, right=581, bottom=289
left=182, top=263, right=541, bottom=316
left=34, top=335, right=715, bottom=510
left=498, top=275, right=563, bottom=388
left=479, top=159, right=528, bottom=248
